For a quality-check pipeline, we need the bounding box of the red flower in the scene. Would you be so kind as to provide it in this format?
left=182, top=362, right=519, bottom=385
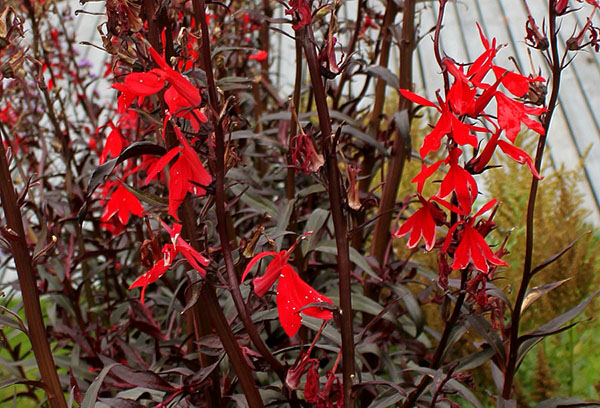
left=129, top=222, right=210, bottom=304
left=249, top=50, right=268, bottom=61
left=399, top=90, right=478, bottom=158
left=393, top=195, right=445, bottom=251
left=495, top=92, right=546, bottom=142
left=101, top=183, right=144, bottom=225
left=161, top=221, right=209, bottom=276
left=129, top=244, right=177, bottom=304
left=112, top=69, right=165, bottom=113
left=163, top=86, right=207, bottom=132
left=149, top=47, right=202, bottom=107
left=437, top=148, right=478, bottom=213
left=242, top=245, right=333, bottom=337
left=99, top=121, right=124, bottom=164
left=145, top=124, right=212, bottom=219
left=496, top=140, right=542, bottom=179
left=442, top=201, right=507, bottom=273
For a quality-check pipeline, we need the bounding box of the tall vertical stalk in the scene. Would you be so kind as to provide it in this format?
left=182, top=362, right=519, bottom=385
left=0, top=132, right=67, bottom=408
left=501, top=0, right=562, bottom=398
left=299, top=25, right=355, bottom=407
left=191, top=0, right=290, bottom=399
left=369, top=0, right=417, bottom=265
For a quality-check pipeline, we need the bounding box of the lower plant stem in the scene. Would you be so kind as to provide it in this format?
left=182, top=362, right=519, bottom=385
left=402, top=270, right=468, bottom=408
left=202, top=282, right=264, bottom=407
left=0, top=132, right=67, bottom=408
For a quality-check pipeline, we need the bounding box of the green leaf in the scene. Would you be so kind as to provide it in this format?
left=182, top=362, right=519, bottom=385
left=301, top=316, right=341, bottom=345
left=327, top=292, right=397, bottom=325
left=455, top=347, right=496, bottom=372
left=274, top=199, right=296, bottom=250
left=81, top=363, right=119, bottom=408
left=517, top=289, right=600, bottom=368
left=366, top=65, right=400, bottom=90
left=466, top=314, right=506, bottom=363
left=120, top=183, right=168, bottom=207
left=302, top=209, right=329, bottom=255
left=390, top=284, right=424, bottom=337
left=230, top=184, right=278, bottom=216
left=521, top=278, right=571, bottom=313
left=340, top=124, right=388, bottom=156
left=447, top=379, right=484, bottom=408
left=533, top=398, right=600, bottom=408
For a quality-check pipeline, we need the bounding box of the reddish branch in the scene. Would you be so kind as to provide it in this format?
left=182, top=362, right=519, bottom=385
left=501, top=0, right=563, bottom=398
left=0, top=133, right=67, bottom=408
left=299, top=24, right=356, bottom=407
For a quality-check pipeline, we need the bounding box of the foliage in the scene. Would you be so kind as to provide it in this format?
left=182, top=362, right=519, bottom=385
left=0, top=0, right=599, bottom=407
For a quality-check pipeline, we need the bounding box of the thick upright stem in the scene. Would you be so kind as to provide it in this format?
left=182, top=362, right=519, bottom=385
left=0, top=133, right=67, bottom=408
left=192, top=0, right=287, bottom=390
left=299, top=26, right=355, bottom=407
left=402, top=270, right=468, bottom=407
left=369, top=0, right=416, bottom=265
left=501, top=1, right=561, bottom=398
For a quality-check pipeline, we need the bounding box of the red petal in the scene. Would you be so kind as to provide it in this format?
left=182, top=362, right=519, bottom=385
left=149, top=47, right=201, bottom=106
left=420, top=112, right=452, bottom=158
left=276, top=266, right=332, bottom=337
left=497, top=140, right=542, bottom=179
left=123, top=71, right=165, bottom=96
left=492, top=66, right=528, bottom=97
left=249, top=50, right=268, bottom=61
left=450, top=115, right=478, bottom=148
left=242, top=251, right=281, bottom=283
left=145, top=147, right=182, bottom=185
left=399, top=89, right=438, bottom=108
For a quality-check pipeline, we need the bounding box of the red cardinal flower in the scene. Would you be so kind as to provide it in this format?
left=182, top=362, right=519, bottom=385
left=393, top=195, right=446, bottom=251
left=442, top=200, right=507, bottom=273
left=163, top=86, right=207, bottom=132
left=129, top=244, right=177, bottom=304
left=129, top=222, right=210, bottom=304
left=495, top=92, right=546, bottom=142
left=242, top=241, right=333, bottom=337
left=161, top=221, right=209, bottom=275
left=98, top=121, right=124, bottom=164
left=145, top=124, right=212, bottom=219
left=112, top=69, right=165, bottom=113
left=101, top=183, right=144, bottom=225
left=437, top=148, right=478, bottom=213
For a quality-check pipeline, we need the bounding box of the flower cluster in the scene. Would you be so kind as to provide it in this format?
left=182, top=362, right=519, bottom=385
left=97, top=44, right=213, bottom=302
left=395, top=25, right=547, bottom=294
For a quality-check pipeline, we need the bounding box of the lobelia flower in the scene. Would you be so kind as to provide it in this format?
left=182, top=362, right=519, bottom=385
left=437, top=148, right=478, bottom=213
left=144, top=124, right=212, bottom=220
left=98, top=121, right=125, bottom=164
left=248, top=50, right=268, bottom=61
left=129, top=243, right=176, bottom=305
left=242, top=239, right=333, bottom=337
left=129, top=222, right=209, bottom=304
left=393, top=195, right=446, bottom=251
left=442, top=200, right=507, bottom=274
left=101, top=182, right=144, bottom=225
